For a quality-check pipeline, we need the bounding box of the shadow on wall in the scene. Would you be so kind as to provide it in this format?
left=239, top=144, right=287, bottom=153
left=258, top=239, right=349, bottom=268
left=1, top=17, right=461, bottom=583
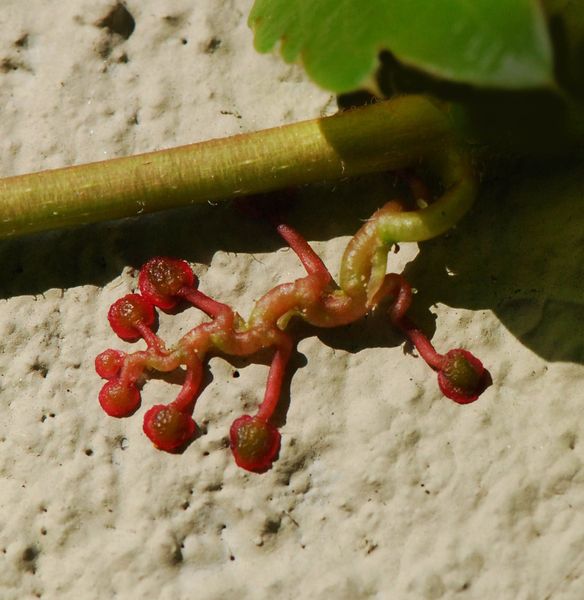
left=403, top=157, right=584, bottom=365
left=0, top=159, right=581, bottom=365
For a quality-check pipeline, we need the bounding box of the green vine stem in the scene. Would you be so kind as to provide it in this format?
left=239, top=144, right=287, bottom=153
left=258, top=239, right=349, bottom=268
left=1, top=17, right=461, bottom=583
left=0, top=95, right=464, bottom=239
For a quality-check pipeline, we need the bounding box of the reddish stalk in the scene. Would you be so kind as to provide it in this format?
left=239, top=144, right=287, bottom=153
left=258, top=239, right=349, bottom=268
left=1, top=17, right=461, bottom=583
left=96, top=141, right=489, bottom=471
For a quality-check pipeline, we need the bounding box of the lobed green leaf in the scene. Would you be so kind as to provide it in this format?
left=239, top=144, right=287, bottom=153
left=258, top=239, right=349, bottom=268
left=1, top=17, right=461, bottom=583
left=249, top=0, right=554, bottom=92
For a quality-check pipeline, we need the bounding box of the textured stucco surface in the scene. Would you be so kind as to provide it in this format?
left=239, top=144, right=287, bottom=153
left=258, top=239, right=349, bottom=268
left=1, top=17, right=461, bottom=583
left=0, top=2, right=583, bottom=599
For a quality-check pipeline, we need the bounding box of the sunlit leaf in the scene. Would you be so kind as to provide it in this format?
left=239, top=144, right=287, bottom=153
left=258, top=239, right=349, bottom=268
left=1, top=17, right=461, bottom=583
left=249, top=0, right=554, bottom=93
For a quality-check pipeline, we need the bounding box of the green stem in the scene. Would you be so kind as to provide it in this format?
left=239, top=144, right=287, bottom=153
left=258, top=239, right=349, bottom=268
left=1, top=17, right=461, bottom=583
left=0, top=95, right=458, bottom=239
left=376, top=143, right=477, bottom=243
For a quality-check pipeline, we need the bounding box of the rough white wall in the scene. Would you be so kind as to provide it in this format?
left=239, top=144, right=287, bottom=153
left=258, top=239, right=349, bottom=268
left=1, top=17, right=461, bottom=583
left=0, top=2, right=582, bottom=599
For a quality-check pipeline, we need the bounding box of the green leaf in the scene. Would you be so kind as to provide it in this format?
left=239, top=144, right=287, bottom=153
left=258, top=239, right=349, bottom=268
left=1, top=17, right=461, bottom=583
left=249, top=0, right=554, bottom=93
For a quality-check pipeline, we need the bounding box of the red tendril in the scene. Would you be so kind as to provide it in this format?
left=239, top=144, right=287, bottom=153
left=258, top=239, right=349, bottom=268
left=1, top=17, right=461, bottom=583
left=96, top=186, right=490, bottom=471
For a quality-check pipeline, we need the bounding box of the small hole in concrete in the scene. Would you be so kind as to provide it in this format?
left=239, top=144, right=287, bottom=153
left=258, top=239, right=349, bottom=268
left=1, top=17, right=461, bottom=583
left=15, top=33, right=29, bottom=48
left=97, top=3, right=136, bottom=40
left=204, top=37, right=221, bottom=54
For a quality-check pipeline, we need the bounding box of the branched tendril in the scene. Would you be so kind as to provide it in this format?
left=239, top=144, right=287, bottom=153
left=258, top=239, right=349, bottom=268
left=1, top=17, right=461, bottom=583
left=96, top=140, right=489, bottom=472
